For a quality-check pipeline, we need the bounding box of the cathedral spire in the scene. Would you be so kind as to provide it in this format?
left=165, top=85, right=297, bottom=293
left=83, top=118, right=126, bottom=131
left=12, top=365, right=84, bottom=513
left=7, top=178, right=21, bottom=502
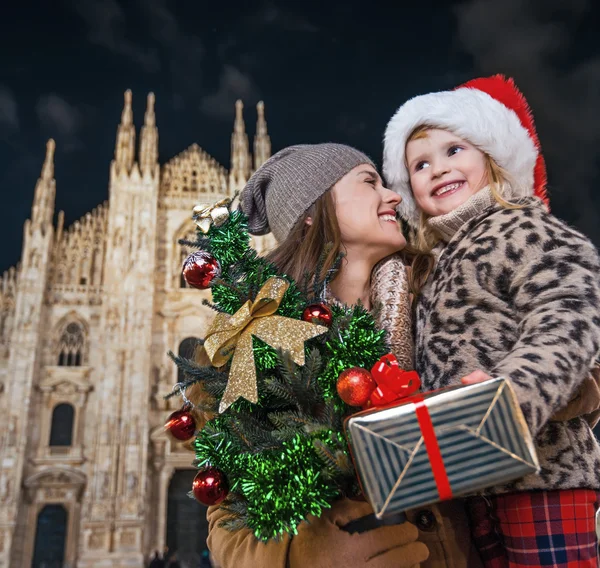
left=254, top=101, right=271, bottom=170
left=31, top=139, right=56, bottom=231
left=139, top=92, right=158, bottom=177
left=114, top=89, right=136, bottom=174
left=41, top=137, right=55, bottom=181
left=229, top=100, right=251, bottom=191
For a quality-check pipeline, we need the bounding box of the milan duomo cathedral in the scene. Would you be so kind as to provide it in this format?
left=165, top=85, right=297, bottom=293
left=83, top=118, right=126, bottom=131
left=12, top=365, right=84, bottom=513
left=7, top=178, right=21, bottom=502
left=0, top=91, right=276, bottom=567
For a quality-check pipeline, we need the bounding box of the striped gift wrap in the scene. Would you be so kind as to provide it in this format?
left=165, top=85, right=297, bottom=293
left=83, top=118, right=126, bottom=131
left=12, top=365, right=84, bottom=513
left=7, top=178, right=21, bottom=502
left=345, top=378, right=539, bottom=518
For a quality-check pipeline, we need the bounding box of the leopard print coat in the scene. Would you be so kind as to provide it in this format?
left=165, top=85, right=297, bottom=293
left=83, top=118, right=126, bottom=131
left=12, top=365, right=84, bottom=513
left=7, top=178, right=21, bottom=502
left=415, top=197, right=600, bottom=492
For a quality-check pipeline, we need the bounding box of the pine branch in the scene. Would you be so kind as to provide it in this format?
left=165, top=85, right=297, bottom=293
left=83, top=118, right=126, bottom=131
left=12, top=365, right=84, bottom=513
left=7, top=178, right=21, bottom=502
left=313, top=439, right=339, bottom=472
left=322, top=253, right=344, bottom=290
left=228, top=419, right=253, bottom=450
left=202, top=298, right=230, bottom=313
left=300, top=348, right=323, bottom=399
left=227, top=414, right=280, bottom=454
left=202, top=377, right=228, bottom=398
left=300, top=271, right=311, bottom=299
left=268, top=410, right=312, bottom=430
left=310, top=246, right=344, bottom=301
left=271, top=426, right=303, bottom=442
left=193, top=399, right=219, bottom=414
left=276, top=349, right=298, bottom=387
left=333, top=450, right=354, bottom=476
left=178, top=237, right=211, bottom=249
left=248, top=264, right=266, bottom=301
left=263, top=377, right=296, bottom=404
left=165, top=351, right=228, bottom=399
left=303, top=400, right=338, bottom=433
left=218, top=495, right=250, bottom=532
left=220, top=496, right=248, bottom=517
left=167, top=350, right=224, bottom=379
left=225, top=257, right=249, bottom=284
left=276, top=350, right=319, bottom=413
left=211, top=277, right=248, bottom=304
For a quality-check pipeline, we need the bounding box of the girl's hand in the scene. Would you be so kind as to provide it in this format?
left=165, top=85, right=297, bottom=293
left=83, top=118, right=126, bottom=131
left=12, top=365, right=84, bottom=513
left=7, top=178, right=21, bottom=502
left=460, top=370, right=492, bottom=385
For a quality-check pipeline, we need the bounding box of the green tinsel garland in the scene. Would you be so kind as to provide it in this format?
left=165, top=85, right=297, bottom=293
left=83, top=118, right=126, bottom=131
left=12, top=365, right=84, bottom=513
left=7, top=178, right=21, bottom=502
left=195, top=421, right=347, bottom=540
left=320, top=305, right=388, bottom=401
left=206, top=210, right=249, bottom=266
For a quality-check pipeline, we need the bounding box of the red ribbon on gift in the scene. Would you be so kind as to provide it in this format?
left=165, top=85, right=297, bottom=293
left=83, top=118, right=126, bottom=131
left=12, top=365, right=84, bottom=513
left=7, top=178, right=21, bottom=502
left=369, top=354, right=421, bottom=406
left=413, top=395, right=453, bottom=501
left=367, top=354, right=452, bottom=502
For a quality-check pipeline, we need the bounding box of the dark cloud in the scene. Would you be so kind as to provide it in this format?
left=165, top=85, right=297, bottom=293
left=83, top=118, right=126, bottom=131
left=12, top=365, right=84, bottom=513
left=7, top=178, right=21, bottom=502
left=74, top=0, right=207, bottom=100
left=36, top=95, right=84, bottom=152
left=0, top=86, right=19, bottom=131
left=200, top=65, right=260, bottom=119
left=256, top=5, right=319, bottom=33
left=142, top=0, right=205, bottom=89
left=73, top=0, right=160, bottom=72
left=454, top=0, right=600, bottom=237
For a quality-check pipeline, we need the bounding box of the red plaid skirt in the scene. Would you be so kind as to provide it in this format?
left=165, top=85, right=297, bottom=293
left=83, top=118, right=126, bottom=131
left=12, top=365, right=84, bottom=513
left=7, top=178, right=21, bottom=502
left=466, top=489, right=600, bottom=567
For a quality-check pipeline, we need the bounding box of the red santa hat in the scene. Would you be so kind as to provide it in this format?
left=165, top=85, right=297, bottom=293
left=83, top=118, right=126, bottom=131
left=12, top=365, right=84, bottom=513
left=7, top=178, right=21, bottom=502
left=383, top=74, right=548, bottom=227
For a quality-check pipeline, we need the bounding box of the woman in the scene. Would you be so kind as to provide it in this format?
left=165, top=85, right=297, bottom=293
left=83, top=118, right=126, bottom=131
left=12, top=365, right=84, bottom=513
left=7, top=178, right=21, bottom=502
left=201, top=143, right=482, bottom=568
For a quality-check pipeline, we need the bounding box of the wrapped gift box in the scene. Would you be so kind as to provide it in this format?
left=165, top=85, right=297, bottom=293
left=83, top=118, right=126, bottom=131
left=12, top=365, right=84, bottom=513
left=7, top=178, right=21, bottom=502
left=345, top=378, right=539, bottom=518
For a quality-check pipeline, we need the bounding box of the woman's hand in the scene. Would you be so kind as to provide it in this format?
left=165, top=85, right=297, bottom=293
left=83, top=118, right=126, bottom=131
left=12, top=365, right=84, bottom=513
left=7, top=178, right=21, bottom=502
left=460, top=370, right=492, bottom=385
left=288, top=498, right=429, bottom=568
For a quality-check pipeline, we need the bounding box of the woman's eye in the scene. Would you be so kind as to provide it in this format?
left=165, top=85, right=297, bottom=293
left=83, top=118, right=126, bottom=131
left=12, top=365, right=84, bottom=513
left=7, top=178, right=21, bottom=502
left=448, top=146, right=463, bottom=156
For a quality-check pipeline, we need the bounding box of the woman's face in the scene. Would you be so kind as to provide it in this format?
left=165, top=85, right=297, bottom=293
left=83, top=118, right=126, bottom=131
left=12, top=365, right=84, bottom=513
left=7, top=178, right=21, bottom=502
left=406, top=128, right=488, bottom=217
left=331, top=164, right=406, bottom=261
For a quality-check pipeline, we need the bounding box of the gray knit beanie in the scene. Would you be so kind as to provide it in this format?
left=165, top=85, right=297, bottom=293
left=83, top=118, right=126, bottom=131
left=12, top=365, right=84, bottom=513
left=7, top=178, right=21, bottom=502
left=240, top=143, right=375, bottom=242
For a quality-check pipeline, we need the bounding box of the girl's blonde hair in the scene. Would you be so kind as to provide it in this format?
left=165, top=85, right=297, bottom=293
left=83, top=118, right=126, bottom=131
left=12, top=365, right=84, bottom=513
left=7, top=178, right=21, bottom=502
left=407, top=125, right=521, bottom=293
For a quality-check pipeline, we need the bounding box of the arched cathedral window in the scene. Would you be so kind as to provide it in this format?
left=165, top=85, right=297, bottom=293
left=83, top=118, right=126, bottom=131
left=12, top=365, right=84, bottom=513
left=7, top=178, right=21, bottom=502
left=57, top=322, right=85, bottom=366
left=32, top=504, right=68, bottom=567
left=49, top=403, right=75, bottom=446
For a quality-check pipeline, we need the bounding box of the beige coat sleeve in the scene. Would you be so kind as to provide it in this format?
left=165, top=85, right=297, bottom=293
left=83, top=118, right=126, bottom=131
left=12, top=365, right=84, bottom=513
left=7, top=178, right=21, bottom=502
left=206, top=504, right=291, bottom=568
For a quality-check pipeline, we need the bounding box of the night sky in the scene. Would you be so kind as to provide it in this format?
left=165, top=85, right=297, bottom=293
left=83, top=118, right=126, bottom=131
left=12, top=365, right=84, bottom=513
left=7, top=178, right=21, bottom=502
left=1, top=0, right=600, bottom=273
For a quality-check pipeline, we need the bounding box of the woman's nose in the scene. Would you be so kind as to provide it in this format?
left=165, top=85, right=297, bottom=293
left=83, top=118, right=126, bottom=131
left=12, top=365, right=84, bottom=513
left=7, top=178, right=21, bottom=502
left=381, top=187, right=401, bottom=207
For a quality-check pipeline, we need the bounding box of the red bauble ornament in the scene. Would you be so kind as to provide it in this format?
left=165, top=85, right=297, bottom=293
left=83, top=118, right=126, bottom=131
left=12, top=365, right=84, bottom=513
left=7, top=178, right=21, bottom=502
left=192, top=467, right=229, bottom=506
left=165, top=408, right=196, bottom=441
left=302, top=303, right=333, bottom=327
left=336, top=367, right=377, bottom=407
left=182, top=251, right=221, bottom=289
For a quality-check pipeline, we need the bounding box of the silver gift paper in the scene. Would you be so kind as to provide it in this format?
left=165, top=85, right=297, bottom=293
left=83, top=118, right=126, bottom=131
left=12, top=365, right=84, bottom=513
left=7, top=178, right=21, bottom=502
left=345, top=378, right=539, bottom=518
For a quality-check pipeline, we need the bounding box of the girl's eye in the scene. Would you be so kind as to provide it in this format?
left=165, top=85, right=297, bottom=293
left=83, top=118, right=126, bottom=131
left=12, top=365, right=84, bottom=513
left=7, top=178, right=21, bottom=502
left=365, top=178, right=377, bottom=187
left=448, top=146, right=463, bottom=156
left=415, top=161, right=429, bottom=172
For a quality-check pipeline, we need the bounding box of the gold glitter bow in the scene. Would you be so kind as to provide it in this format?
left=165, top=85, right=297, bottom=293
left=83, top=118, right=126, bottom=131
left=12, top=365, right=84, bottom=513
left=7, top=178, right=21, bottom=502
left=204, top=277, right=329, bottom=413
left=193, top=197, right=234, bottom=234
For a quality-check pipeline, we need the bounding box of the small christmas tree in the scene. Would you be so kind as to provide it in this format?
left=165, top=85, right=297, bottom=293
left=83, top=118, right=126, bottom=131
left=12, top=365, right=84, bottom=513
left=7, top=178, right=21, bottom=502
left=166, top=198, right=388, bottom=541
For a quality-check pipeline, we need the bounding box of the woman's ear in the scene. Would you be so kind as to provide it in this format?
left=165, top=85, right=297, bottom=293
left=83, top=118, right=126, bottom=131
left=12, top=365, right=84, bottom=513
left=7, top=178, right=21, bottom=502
left=305, top=216, right=313, bottom=226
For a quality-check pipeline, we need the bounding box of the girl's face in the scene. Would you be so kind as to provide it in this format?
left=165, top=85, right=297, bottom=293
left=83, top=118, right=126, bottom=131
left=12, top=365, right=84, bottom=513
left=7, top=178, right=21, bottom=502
left=331, top=164, right=406, bottom=261
left=406, top=128, right=488, bottom=217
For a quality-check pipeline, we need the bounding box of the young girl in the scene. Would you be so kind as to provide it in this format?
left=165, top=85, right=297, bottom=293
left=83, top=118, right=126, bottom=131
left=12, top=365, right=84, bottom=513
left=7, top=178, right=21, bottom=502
left=383, top=75, right=600, bottom=567
left=200, top=142, right=482, bottom=567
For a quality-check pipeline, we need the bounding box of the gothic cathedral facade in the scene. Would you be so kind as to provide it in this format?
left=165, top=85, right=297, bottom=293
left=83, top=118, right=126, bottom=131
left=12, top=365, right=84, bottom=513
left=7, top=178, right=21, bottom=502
left=0, top=91, right=276, bottom=567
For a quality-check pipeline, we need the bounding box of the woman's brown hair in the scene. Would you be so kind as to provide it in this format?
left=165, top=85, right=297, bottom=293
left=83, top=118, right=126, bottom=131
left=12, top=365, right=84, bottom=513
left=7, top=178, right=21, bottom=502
left=265, top=190, right=343, bottom=286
